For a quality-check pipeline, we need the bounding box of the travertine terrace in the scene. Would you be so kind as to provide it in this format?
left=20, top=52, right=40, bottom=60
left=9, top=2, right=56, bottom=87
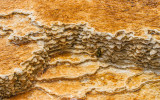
left=0, top=0, right=160, bottom=99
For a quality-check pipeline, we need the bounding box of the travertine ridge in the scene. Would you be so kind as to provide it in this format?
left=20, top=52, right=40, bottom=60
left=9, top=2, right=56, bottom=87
left=0, top=12, right=160, bottom=99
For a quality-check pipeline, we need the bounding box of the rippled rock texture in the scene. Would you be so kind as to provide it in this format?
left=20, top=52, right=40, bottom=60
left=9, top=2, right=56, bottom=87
left=0, top=0, right=160, bottom=99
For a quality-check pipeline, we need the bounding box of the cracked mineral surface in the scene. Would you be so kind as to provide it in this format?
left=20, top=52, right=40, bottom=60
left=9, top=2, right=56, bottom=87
left=0, top=0, right=160, bottom=100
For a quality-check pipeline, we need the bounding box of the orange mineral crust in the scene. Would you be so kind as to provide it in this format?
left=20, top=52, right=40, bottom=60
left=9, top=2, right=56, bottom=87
left=0, top=37, right=40, bottom=75
left=0, top=0, right=160, bottom=99
left=0, top=0, right=160, bottom=34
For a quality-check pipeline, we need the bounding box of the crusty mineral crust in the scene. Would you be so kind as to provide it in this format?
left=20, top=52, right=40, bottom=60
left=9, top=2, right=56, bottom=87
left=1, top=0, right=160, bottom=34
left=0, top=12, right=159, bottom=99
left=0, top=0, right=160, bottom=99
left=9, top=53, right=160, bottom=100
